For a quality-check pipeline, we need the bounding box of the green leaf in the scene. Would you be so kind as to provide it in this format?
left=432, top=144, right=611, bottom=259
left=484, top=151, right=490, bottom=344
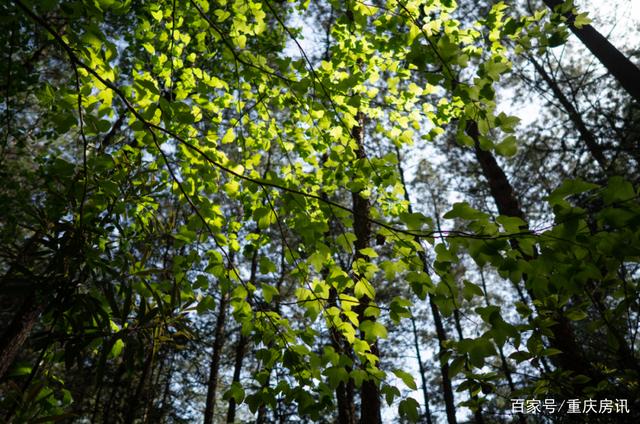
left=261, top=283, right=279, bottom=303
left=399, top=212, right=432, bottom=231
left=602, top=177, right=635, bottom=205
left=336, top=232, right=357, bottom=252
left=495, top=135, right=517, bottom=157
left=541, top=348, right=563, bottom=357
left=444, top=202, right=486, bottom=220
left=197, top=295, right=215, bottom=314
left=393, top=369, right=417, bottom=390
left=399, top=397, right=420, bottom=422
left=223, top=382, right=245, bottom=403
left=214, top=9, right=231, bottom=22
left=360, top=320, right=387, bottom=340
left=359, top=247, right=378, bottom=258
left=325, top=366, right=349, bottom=388
left=435, top=243, right=457, bottom=263
left=547, top=179, right=599, bottom=206
left=259, top=256, right=277, bottom=274
left=8, top=363, right=32, bottom=377
left=110, top=339, right=124, bottom=358
left=509, top=351, right=532, bottom=363
left=381, top=384, right=401, bottom=406
left=222, top=128, right=235, bottom=144
left=496, top=215, right=527, bottom=233
left=565, top=309, right=587, bottom=321
left=354, top=279, right=375, bottom=299
left=573, top=12, right=592, bottom=28
left=462, top=280, right=484, bottom=301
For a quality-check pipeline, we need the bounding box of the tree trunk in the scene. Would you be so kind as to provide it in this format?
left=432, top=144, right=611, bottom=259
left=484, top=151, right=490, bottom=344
left=351, top=111, right=382, bottom=424
left=226, top=333, right=248, bottom=423
left=395, top=148, right=458, bottom=424
left=256, top=242, right=287, bottom=424
left=470, top=128, right=524, bottom=221
left=153, top=352, right=175, bottom=423
left=103, top=361, right=126, bottom=424
left=203, top=291, right=229, bottom=424
left=410, top=316, right=433, bottom=424
left=329, top=285, right=357, bottom=424
left=124, top=345, right=155, bottom=424
left=427, top=294, right=458, bottom=424
left=431, top=194, right=486, bottom=424
left=227, top=248, right=258, bottom=423
left=0, top=234, right=46, bottom=381
left=451, top=300, right=485, bottom=424
left=468, top=121, right=601, bottom=388
left=0, top=294, right=45, bottom=380
left=528, top=55, right=608, bottom=172
left=543, top=0, right=640, bottom=102
left=479, top=270, right=527, bottom=424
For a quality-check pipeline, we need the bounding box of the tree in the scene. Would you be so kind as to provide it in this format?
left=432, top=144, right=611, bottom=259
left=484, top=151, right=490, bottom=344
left=1, top=0, right=639, bottom=422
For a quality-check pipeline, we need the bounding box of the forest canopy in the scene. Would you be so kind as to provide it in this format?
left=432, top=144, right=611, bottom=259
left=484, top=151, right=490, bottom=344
left=1, top=0, right=639, bottom=422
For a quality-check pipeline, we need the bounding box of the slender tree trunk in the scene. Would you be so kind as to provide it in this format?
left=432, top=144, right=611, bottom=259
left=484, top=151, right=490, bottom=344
left=478, top=268, right=526, bottom=424
left=542, top=0, right=640, bottom=102
left=432, top=197, right=485, bottom=424
left=226, top=333, right=248, bottom=423
left=467, top=121, right=600, bottom=387
left=103, top=361, right=126, bottom=424
left=203, top=291, right=229, bottom=424
left=91, top=376, right=105, bottom=423
left=124, top=344, right=155, bottom=424
left=329, top=286, right=357, bottom=424
left=395, top=148, right=458, bottom=424
left=451, top=301, right=485, bottom=424
left=470, top=127, right=524, bottom=221
left=0, top=294, right=45, bottom=380
left=478, top=268, right=516, bottom=391
left=155, top=352, right=175, bottom=423
left=319, top=167, right=357, bottom=424
left=427, top=294, right=458, bottom=424
left=528, top=55, right=609, bottom=171
left=350, top=111, right=382, bottom=424
left=142, top=348, right=167, bottom=424
left=227, top=248, right=258, bottom=423
left=256, top=242, right=287, bottom=424
left=410, top=316, right=433, bottom=424
left=256, top=378, right=269, bottom=424
left=0, top=234, right=46, bottom=381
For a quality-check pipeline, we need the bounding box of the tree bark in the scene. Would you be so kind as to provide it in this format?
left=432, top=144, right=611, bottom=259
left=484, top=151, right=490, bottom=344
left=0, top=234, right=46, bottom=381
left=329, top=285, right=357, bottom=424
left=479, top=268, right=526, bottom=424
left=431, top=194, right=486, bottom=424
left=395, top=149, right=458, bottom=424
left=226, top=333, right=248, bottom=423
left=124, top=345, right=155, bottom=424
left=256, top=242, right=287, bottom=424
left=451, top=297, right=485, bottom=424
left=543, top=0, right=640, bottom=102
left=0, top=293, right=45, bottom=380
left=351, top=111, right=382, bottom=424
left=468, top=121, right=601, bottom=388
left=226, top=248, right=258, bottom=423
left=410, top=316, right=433, bottom=424
left=427, top=294, right=458, bottom=424
left=203, top=291, right=229, bottom=424
left=320, top=155, right=357, bottom=424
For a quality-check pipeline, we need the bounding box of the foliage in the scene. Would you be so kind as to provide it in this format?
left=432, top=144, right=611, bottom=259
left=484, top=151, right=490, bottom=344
left=0, top=0, right=639, bottom=422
